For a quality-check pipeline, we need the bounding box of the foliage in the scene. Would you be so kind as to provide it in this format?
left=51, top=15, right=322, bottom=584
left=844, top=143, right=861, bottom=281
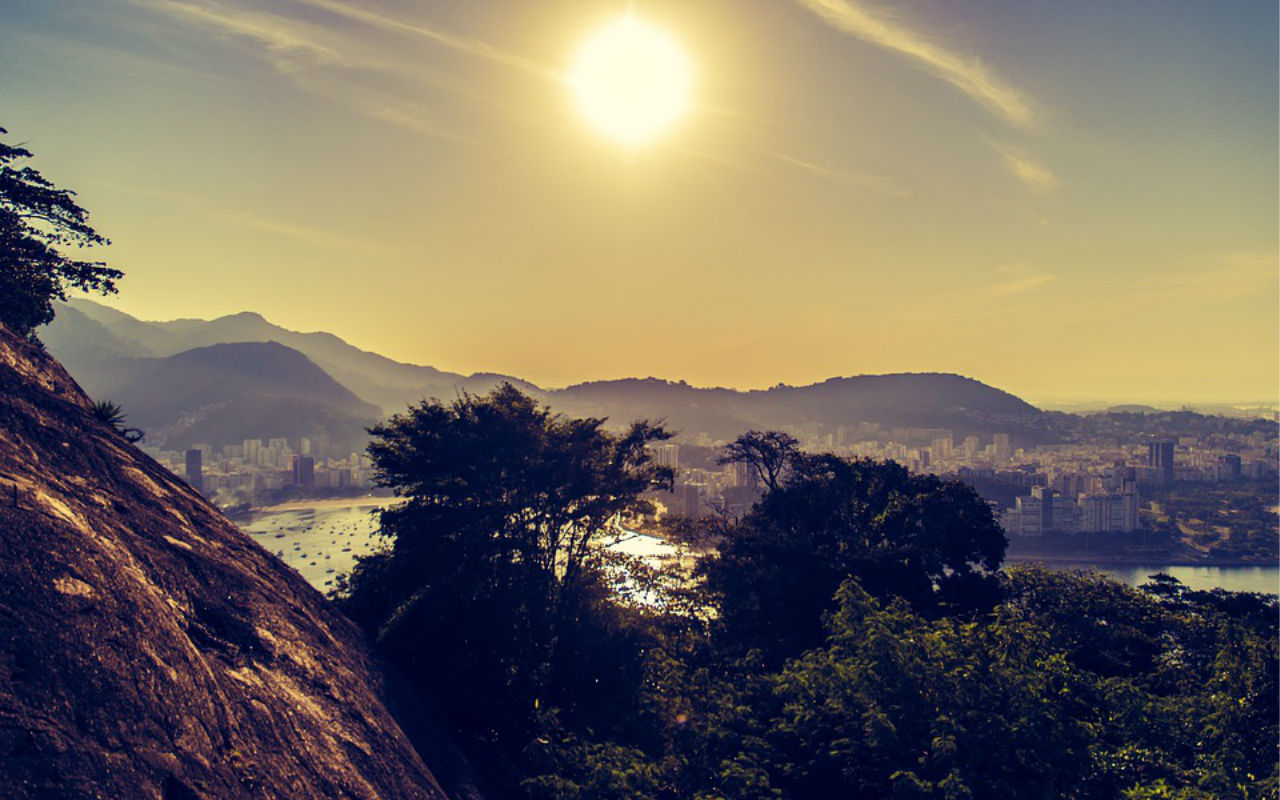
left=334, top=384, right=673, bottom=785
left=90, top=399, right=144, bottom=443
left=0, top=126, right=121, bottom=339
left=338, top=408, right=1277, bottom=800
left=700, top=447, right=1007, bottom=662
left=1144, top=481, right=1279, bottom=563
left=717, top=430, right=800, bottom=492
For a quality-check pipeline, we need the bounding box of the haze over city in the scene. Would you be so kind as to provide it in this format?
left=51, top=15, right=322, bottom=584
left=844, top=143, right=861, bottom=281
left=1, top=0, right=1275, bottom=403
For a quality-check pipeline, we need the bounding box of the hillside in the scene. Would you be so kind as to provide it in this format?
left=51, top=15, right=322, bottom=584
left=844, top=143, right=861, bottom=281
left=87, top=341, right=382, bottom=453
left=56, top=299, right=534, bottom=414
left=0, top=323, right=450, bottom=799
left=548, top=373, right=1051, bottom=444
left=46, top=300, right=1053, bottom=446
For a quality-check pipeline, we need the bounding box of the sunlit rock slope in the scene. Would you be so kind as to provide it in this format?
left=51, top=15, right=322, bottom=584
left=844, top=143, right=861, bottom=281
left=0, top=323, right=446, bottom=799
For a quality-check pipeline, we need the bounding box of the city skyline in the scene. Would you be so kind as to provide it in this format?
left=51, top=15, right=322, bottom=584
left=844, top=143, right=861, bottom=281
left=2, top=0, right=1275, bottom=403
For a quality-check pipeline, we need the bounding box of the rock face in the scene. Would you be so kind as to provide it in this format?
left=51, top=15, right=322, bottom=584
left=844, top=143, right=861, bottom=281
left=0, top=324, right=446, bottom=799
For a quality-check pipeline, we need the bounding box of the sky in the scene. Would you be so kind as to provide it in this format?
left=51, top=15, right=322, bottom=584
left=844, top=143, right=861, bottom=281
left=1, top=0, right=1276, bottom=403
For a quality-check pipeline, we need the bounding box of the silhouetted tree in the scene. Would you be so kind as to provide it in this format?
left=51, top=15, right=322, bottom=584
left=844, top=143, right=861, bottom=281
left=717, top=429, right=799, bottom=492
left=700, top=449, right=1006, bottom=661
left=1, top=126, right=121, bottom=339
left=336, top=384, right=673, bottom=778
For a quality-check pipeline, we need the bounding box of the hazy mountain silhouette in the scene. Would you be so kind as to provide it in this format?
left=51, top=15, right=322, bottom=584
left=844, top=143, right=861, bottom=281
left=0, top=322, right=453, bottom=799
left=47, top=300, right=1053, bottom=447
left=38, top=303, right=157, bottom=386
left=547, top=374, right=1051, bottom=444
left=58, top=298, right=535, bottom=414
left=91, top=341, right=381, bottom=452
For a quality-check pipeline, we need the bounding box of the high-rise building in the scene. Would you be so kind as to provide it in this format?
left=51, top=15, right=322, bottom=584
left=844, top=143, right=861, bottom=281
left=680, top=483, right=703, bottom=519
left=651, top=443, right=679, bottom=471
left=184, top=448, right=204, bottom=494
left=1014, top=494, right=1044, bottom=536
left=292, top=455, right=315, bottom=489
left=931, top=434, right=954, bottom=460
left=1120, top=480, right=1139, bottom=532
left=1148, top=441, right=1175, bottom=484
left=1030, top=485, right=1057, bottom=532
left=993, top=433, right=1012, bottom=461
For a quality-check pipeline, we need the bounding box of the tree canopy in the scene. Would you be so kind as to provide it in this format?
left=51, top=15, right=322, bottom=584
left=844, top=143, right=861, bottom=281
left=1, top=126, right=121, bottom=338
left=336, top=384, right=673, bottom=779
left=700, top=443, right=1007, bottom=661
left=336, top=411, right=1276, bottom=800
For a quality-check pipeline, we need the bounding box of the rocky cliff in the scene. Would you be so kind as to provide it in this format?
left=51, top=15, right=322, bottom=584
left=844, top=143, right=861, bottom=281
left=0, top=323, right=447, bottom=799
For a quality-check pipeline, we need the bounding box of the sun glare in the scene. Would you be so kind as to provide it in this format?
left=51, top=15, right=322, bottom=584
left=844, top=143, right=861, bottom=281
left=568, top=16, right=693, bottom=145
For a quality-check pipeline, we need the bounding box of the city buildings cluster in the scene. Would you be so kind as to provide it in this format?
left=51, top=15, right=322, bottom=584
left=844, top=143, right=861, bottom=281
left=650, top=423, right=1277, bottom=539
left=144, top=437, right=376, bottom=507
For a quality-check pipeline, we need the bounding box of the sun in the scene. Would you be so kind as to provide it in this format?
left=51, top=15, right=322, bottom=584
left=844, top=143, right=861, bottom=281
left=568, top=16, right=693, bottom=145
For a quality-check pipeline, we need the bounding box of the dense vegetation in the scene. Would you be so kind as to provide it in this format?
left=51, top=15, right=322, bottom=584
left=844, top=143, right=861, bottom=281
left=1143, top=481, right=1279, bottom=563
left=336, top=386, right=1278, bottom=800
left=1, top=126, right=120, bottom=339
left=1046, top=409, right=1278, bottom=445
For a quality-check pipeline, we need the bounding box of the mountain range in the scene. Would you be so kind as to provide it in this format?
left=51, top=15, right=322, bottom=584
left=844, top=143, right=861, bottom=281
left=42, top=299, right=1053, bottom=452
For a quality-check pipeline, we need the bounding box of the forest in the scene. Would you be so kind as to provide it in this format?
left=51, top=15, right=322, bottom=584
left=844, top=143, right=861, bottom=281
left=335, top=385, right=1278, bottom=800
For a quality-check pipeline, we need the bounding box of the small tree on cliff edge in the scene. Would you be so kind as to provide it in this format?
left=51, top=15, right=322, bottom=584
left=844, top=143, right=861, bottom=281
left=1, top=126, right=121, bottom=340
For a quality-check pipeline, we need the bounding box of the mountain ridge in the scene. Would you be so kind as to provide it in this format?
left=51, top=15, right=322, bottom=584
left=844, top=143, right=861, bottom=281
left=45, top=299, right=1052, bottom=446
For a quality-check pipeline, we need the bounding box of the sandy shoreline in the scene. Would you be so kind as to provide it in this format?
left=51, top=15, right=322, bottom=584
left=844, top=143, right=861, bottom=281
left=251, top=496, right=395, bottom=514
left=1006, top=553, right=1277, bottom=570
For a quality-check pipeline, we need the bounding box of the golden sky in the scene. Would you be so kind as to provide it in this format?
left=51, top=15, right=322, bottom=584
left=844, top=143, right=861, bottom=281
left=2, top=0, right=1276, bottom=403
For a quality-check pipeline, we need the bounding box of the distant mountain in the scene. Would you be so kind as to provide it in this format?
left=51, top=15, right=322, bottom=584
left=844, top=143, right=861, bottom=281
left=45, top=299, right=1054, bottom=448
left=1106, top=404, right=1162, bottom=415
left=58, top=298, right=534, bottom=414
left=547, top=373, right=1052, bottom=445
left=89, top=341, right=381, bottom=452
left=38, top=303, right=157, bottom=387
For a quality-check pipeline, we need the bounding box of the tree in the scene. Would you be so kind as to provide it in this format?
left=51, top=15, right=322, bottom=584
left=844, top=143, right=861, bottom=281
left=335, top=384, right=673, bottom=776
left=717, top=430, right=800, bottom=492
left=1, top=126, right=121, bottom=339
left=699, top=448, right=1006, bottom=661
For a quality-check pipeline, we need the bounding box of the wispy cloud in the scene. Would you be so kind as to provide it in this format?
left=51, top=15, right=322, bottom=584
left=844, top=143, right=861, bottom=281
left=770, top=153, right=910, bottom=197
left=290, top=0, right=558, bottom=80
left=962, top=264, right=1057, bottom=302
left=362, top=102, right=474, bottom=144
left=127, top=0, right=349, bottom=70
left=126, top=0, right=522, bottom=142
left=791, top=0, right=1036, bottom=128
left=9, top=30, right=218, bottom=85
left=979, top=272, right=1056, bottom=298
left=98, top=181, right=394, bottom=254
left=985, top=139, right=1057, bottom=192
left=1158, top=250, right=1279, bottom=302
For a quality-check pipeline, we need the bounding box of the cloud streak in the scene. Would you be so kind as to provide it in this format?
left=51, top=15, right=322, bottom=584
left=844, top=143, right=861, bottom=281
left=98, top=181, right=393, bottom=254
left=1158, top=250, right=1279, bottom=303
left=791, top=0, right=1036, bottom=128
left=128, top=0, right=348, bottom=69
left=986, top=140, right=1058, bottom=192
left=770, top=153, right=910, bottom=197
left=290, top=0, right=559, bottom=80
left=126, top=0, right=523, bottom=142
left=979, top=272, right=1055, bottom=298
